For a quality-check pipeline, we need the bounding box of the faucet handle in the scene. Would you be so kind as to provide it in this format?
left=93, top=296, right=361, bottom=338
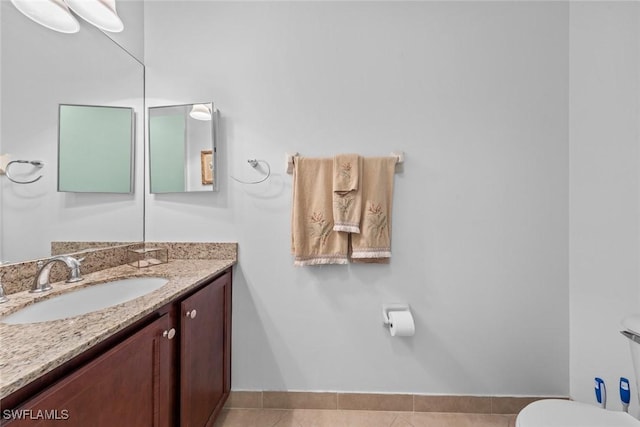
left=66, top=257, right=84, bottom=284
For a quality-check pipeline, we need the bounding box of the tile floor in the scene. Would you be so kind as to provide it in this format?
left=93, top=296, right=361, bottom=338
left=213, top=408, right=517, bottom=427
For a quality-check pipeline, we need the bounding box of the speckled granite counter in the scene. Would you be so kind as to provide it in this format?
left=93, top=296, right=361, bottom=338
left=0, top=258, right=235, bottom=399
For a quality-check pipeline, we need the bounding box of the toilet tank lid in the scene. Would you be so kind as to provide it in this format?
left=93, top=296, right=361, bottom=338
left=622, top=314, right=640, bottom=335
left=517, top=399, right=640, bottom=427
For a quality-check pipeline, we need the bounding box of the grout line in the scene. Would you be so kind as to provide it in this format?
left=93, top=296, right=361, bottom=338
left=387, top=412, right=398, bottom=427
left=268, top=409, right=285, bottom=427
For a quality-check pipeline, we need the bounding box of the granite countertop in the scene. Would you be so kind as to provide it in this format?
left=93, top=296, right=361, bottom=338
left=0, top=259, right=235, bottom=399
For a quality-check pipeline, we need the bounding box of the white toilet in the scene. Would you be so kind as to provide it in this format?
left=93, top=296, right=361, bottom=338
left=516, top=314, right=640, bottom=427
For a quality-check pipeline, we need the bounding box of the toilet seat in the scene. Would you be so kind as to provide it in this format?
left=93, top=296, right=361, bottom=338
left=516, top=399, right=640, bottom=427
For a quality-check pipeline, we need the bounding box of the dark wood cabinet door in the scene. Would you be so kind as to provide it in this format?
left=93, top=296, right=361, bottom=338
left=180, top=272, right=231, bottom=427
left=5, top=314, right=173, bottom=427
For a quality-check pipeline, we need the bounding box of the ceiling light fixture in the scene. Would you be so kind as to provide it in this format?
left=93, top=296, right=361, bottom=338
left=10, top=0, right=80, bottom=34
left=10, top=0, right=124, bottom=34
left=64, top=0, right=124, bottom=33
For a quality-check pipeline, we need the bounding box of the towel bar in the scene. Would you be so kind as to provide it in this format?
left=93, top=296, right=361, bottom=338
left=286, top=151, right=404, bottom=174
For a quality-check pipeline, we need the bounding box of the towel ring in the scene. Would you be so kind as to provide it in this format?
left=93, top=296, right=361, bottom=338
left=230, top=159, right=271, bottom=185
left=5, top=160, right=45, bottom=184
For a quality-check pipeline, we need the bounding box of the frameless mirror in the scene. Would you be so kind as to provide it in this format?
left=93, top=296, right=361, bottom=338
left=148, top=103, right=217, bottom=193
left=58, top=104, right=134, bottom=193
left=0, top=0, right=144, bottom=263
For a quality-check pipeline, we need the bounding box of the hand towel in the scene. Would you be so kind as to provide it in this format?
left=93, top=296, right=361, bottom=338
left=291, top=157, right=349, bottom=266
left=332, top=154, right=362, bottom=233
left=350, top=157, right=397, bottom=263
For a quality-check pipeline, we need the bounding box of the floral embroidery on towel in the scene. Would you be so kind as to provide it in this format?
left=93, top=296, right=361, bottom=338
left=309, top=212, right=332, bottom=246
left=366, top=203, right=387, bottom=238
left=335, top=196, right=354, bottom=216
left=339, top=162, right=352, bottom=180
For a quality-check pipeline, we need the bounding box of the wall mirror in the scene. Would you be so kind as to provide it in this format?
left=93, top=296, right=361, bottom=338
left=0, top=1, right=144, bottom=264
left=148, top=103, right=217, bottom=193
left=58, top=104, right=134, bottom=193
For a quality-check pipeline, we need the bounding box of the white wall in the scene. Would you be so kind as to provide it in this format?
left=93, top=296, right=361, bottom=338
left=0, top=1, right=145, bottom=262
left=569, top=1, right=640, bottom=412
left=104, top=0, right=145, bottom=64
left=145, top=1, right=570, bottom=395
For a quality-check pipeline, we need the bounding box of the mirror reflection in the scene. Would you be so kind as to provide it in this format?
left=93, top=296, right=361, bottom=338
left=58, top=104, right=134, bottom=193
left=148, top=103, right=217, bottom=193
left=0, top=1, right=144, bottom=264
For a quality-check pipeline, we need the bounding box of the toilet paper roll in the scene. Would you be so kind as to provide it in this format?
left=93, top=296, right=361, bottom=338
left=388, top=310, right=415, bottom=337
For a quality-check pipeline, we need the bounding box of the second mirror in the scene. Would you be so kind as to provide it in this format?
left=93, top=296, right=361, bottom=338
left=148, top=102, right=217, bottom=193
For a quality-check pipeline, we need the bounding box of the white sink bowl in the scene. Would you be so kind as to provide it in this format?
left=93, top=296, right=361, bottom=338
left=1, top=277, right=168, bottom=325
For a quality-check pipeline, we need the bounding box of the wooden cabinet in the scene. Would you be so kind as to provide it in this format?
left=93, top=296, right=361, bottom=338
left=1, top=269, right=232, bottom=427
left=180, top=272, right=232, bottom=427
left=5, top=314, right=173, bottom=427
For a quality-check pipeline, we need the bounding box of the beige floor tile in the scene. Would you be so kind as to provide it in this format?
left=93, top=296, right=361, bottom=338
left=213, top=408, right=515, bottom=427
left=273, top=411, right=304, bottom=427
left=390, top=416, right=416, bottom=427
left=289, top=409, right=400, bottom=427
left=213, top=408, right=287, bottom=427
left=399, top=412, right=511, bottom=427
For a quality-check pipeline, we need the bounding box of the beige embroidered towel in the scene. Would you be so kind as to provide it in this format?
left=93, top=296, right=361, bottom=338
left=333, top=154, right=362, bottom=233
left=350, top=157, right=397, bottom=263
left=291, top=157, right=349, bottom=266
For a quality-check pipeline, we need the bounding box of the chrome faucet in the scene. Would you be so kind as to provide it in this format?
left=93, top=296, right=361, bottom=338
left=31, top=256, right=84, bottom=293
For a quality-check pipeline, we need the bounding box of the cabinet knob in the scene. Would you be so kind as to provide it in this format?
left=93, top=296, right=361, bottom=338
left=186, top=309, right=197, bottom=319
left=163, top=328, right=176, bottom=340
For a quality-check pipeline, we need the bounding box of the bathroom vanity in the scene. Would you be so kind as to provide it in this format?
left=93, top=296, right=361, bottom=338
left=0, top=259, right=234, bottom=427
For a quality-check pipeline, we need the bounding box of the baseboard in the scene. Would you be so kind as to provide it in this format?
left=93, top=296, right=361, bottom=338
left=224, top=391, right=564, bottom=415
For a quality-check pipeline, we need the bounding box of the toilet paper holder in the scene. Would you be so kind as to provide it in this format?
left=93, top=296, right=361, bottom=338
left=382, top=304, right=411, bottom=326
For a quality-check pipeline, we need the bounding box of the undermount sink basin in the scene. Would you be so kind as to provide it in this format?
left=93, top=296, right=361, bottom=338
left=1, top=277, right=169, bottom=325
